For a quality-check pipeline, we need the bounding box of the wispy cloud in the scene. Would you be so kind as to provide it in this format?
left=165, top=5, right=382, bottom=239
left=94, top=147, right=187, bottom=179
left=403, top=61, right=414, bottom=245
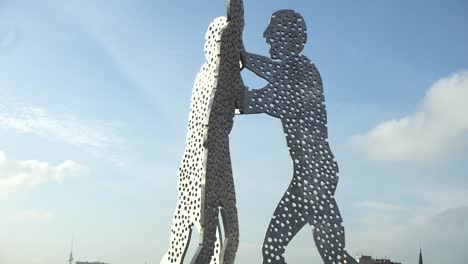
left=351, top=70, right=468, bottom=162
left=0, top=104, right=114, bottom=149
left=0, top=102, right=125, bottom=165
left=348, top=186, right=468, bottom=263
left=0, top=150, right=86, bottom=195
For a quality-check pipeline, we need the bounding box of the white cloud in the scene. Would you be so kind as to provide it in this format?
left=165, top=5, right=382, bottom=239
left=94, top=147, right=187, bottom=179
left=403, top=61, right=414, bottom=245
left=348, top=186, right=468, bottom=263
left=0, top=104, right=114, bottom=149
left=0, top=150, right=86, bottom=195
left=0, top=102, right=125, bottom=165
left=352, top=70, right=468, bottom=162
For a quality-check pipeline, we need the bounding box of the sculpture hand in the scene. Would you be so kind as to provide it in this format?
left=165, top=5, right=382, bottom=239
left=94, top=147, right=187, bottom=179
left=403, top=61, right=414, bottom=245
left=235, top=86, right=250, bottom=114
left=240, top=45, right=247, bottom=70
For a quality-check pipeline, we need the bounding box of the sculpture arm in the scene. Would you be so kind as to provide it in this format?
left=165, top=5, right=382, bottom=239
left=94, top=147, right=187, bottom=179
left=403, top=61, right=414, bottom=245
left=227, top=0, right=244, bottom=27
left=310, top=63, right=327, bottom=127
left=241, top=85, right=280, bottom=118
left=243, top=51, right=278, bottom=83
left=240, top=51, right=281, bottom=117
left=235, top=78, right=246, bottom=112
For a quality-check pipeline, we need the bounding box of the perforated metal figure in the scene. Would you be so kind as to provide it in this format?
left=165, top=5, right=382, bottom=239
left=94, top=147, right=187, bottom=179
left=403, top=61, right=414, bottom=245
left=159, top=17, right=225, bottom=264
left=240, top=10, right=357, bottom=264
left=192, top=1, right=244, bottom=263
left=160, top=1, right=244, bottom=264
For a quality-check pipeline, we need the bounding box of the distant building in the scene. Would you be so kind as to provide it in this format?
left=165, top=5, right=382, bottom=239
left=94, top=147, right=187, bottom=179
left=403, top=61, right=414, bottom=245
left=66, top=245, right=110, bottom=264
left=66, top=238, right=110, bottom=264
left=76, top=262, right=110, bottom=264
left=356, top=255, right=402, bottom=264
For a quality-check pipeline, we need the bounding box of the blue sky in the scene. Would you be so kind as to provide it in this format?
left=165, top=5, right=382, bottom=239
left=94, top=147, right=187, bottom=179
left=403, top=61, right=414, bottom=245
left=1, top=0, right=467, bottom=263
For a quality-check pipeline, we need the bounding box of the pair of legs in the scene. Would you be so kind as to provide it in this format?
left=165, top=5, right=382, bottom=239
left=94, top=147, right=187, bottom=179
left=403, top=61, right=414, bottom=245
left=262, top=177, right=354, bottom=264
left=162, top=167, right=217, bottom=264
left=192, top=145, right=239, bottom=264
left=192, top=195, right=239, bottom=264
left=162, top=176, right=238, bottom=264
left=161, top=197, right=201, bottom=264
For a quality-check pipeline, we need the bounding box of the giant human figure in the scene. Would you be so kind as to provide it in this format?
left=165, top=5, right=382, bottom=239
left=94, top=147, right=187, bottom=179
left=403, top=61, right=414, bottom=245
left=160, top=1, right=245, bottom=264
left=240, top=10, right=357, bottom=264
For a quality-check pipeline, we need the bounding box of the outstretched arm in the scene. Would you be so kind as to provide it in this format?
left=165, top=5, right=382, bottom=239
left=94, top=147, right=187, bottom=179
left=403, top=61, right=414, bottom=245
left=240, top=84, right=281, bottom=118
left=227, top=0, right=244, bottom=27
left=240, top=50, right=281, bottom=117
left=243, top=51, right=278, bottom=83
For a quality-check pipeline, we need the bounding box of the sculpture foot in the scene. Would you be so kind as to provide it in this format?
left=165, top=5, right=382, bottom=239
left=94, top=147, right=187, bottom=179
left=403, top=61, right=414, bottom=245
left=345, top=251, right=358, bottom=264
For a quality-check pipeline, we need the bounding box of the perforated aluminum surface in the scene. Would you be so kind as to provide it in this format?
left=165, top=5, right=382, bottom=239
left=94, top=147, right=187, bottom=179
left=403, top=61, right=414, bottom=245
left=241, top=10, right=357, bottom=264
left=160, top=1, right=244, bottom=264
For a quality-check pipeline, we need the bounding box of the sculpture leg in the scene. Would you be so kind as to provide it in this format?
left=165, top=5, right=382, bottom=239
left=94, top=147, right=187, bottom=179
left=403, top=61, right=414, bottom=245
left=312, top=197, right=347, bottom=264
left=191, top=202, right=220, bottom=264
left=219, top=144, right=239, bottom=264
left=209, top=222, right=223, bottom=264
left=345, top=251, right=358, bottom=264
left=160, top=200, right=195, bottom=264
left=219, top=190, right=239, bottom=264
left=262, top=184, right=307, bottom=264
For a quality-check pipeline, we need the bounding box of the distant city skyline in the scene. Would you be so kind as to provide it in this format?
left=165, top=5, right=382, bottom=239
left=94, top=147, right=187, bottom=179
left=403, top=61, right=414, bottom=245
left=356, top=255, right=401, bottom=264
left=1, top=0, right=467, bottom=263
left=64, top=241, right=423, bottom=264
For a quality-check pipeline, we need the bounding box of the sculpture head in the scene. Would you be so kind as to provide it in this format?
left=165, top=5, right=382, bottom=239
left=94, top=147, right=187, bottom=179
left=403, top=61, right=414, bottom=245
left=264, top=10, right=307, bottom=60
left=204, top=17, right=228, bottom=61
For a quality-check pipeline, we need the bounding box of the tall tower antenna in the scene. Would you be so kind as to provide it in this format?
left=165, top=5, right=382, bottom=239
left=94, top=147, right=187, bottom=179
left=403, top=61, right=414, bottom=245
left=419, top=247, right=423, bottom=264
left=67, top=236, right=74, bottom=264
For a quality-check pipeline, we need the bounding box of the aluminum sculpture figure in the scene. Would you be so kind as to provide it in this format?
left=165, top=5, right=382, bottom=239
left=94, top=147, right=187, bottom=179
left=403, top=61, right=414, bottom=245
left=160, top=1, right=244, bottom=264
left=240, top=10, right=358, bottom=264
